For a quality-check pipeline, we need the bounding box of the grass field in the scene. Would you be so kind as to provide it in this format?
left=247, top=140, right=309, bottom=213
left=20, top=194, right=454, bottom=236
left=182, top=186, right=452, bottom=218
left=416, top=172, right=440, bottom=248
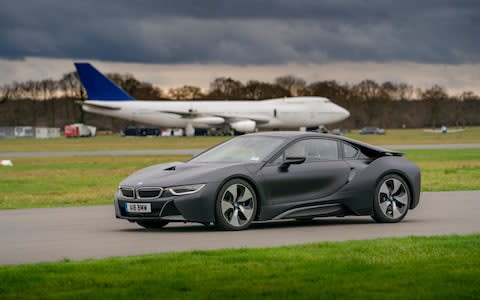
left=0, top=156, right=189, bottom=209
left=404, top=148, right=480, bottom=191
left=346, top=126, right=480, bottom=145
left=0, top=149, right=478, bottom=209
left=0, top=234, right=478, bottom=299
left=0, top=136, right=227, bottom=152
left=1, top=127, right=480, bottom=152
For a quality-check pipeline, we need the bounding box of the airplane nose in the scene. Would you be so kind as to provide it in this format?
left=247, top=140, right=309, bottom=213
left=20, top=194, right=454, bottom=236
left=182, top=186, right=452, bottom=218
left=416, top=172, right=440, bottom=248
left=335, top=105, right=350, bottom=120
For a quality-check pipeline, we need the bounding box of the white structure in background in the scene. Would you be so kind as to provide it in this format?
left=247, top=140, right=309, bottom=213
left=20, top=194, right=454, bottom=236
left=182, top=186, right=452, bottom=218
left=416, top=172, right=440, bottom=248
left=14, top=126, right=34, bottom=137
left=0, top=127, right=61, bottom=139
left=0, top=127, right=15, bottom=138
left=35, top=127, right=61, bottom=139
left=161, top=128, right=184, bottom=136
left=1, top=160, right=13, bottom=167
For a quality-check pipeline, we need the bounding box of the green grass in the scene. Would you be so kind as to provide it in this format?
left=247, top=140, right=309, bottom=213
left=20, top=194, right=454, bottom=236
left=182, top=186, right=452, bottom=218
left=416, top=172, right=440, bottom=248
left=0, top=136, right=228, bottom=152
left=404, top=149, right=480, bottom=191
left=1, top=127, right=479, bottom=152
left=0, top=155, right=189, bottom=209
left=0, top=234, right=478, bottom=299
left=345, top=126, right=480, bottom=145
left=0, top=149, right=479, bottom=209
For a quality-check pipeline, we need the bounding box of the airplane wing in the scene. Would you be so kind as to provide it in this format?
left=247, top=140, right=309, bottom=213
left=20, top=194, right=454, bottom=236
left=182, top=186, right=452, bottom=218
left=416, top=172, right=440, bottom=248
left=159, top=110, right=271, bottom=125
left=77, top=101, right=121, bottom=111
left=222, top=115, right=271, bottom=125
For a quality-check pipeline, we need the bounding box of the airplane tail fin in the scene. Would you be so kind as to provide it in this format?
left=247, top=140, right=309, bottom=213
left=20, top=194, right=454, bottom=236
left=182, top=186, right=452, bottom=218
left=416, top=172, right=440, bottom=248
left=74, top=63, right=134, bottom=101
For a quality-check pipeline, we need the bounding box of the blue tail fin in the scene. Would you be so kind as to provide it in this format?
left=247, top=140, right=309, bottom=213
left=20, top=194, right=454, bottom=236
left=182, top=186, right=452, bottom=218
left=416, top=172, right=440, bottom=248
left=74, top=63, right=134, bottom=101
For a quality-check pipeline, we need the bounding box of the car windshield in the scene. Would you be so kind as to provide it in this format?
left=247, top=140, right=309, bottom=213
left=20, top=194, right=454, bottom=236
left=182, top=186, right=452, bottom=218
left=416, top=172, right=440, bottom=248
left=190, top=136, right=285, bottom=163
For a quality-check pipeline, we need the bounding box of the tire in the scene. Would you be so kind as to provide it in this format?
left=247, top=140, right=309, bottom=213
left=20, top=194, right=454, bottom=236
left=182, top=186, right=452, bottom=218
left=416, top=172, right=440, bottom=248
left=372, top=174, right=411, bottom=223
left=215, top=179, right=257, bottom=231
left=136, top=220, right=169, bottom=229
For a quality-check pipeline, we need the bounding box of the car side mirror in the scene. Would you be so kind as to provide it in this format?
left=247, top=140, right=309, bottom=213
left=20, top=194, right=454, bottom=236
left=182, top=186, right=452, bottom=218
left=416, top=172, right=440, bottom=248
left=280, top=156, right=306, bottom=170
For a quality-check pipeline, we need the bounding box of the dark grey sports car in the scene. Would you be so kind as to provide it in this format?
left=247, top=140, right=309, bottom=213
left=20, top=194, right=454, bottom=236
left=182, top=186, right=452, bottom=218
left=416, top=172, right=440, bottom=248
left=115, top=132, right=421, bottom=230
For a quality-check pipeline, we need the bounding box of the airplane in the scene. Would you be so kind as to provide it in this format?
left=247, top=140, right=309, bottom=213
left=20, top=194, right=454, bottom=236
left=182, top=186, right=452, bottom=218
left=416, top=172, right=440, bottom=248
left=74, top=63, right=350, bottom=136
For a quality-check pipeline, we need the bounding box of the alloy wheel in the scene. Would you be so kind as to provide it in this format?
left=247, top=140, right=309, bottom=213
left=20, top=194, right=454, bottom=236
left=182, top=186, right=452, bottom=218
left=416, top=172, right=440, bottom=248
left=378, top=177, right=409, bottom=219
left=220, top=183, right=255, bottom=227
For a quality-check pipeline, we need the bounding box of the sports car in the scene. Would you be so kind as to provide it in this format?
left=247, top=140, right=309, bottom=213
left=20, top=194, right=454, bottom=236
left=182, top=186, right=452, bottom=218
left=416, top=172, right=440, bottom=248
left=115, top=132, right=421, bottom=230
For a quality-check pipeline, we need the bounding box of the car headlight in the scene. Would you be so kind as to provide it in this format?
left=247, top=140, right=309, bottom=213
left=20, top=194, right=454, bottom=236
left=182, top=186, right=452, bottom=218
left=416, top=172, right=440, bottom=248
left=166, top=184, right=205, bottom=196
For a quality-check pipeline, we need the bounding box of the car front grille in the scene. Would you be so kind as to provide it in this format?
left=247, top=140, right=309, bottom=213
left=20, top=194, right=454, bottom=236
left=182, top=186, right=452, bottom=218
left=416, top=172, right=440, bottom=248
left=137, top=188, right=163, bottom=199
left=119, top=186, right=163, bottom=200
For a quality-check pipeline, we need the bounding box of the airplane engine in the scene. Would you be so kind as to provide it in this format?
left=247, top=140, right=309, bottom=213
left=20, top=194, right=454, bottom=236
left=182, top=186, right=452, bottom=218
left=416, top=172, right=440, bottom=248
left=230, top=120, right=256, bottom=133
left=192, top=116, right=225, bottom=126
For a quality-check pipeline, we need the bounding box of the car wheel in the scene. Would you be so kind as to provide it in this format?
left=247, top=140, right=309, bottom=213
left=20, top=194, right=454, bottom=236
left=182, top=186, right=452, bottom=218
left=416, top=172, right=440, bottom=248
left=136, top=220, right=169, bottom=229
left=372, top=174, right=411, bottom=223
left=215, top=179, right=257, bottom=231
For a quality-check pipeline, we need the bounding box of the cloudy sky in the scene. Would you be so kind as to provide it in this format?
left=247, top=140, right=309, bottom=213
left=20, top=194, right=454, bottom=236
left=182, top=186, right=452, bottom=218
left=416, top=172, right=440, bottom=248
left=1, top=0, right=479, bottom=93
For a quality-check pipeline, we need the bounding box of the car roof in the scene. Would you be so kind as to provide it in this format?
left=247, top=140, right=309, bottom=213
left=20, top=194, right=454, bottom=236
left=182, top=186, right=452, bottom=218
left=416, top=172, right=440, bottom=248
left=246, top=131, right=402, bottom=156
left=247, top=131, right=342, bottom=140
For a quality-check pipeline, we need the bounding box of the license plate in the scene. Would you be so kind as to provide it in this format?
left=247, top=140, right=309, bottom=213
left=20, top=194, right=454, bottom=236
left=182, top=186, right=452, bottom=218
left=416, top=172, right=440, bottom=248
left=125, top=203, right=151, bottom=213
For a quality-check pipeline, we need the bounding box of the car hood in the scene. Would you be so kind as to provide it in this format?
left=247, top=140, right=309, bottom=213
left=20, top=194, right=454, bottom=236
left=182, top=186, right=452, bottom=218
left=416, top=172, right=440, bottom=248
left=120, top=161, right=261, bottom=188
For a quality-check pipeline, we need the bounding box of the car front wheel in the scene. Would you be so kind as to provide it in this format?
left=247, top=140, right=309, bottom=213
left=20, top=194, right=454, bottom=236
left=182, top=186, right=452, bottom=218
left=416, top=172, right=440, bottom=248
left=215, top=179, right=257, bottom=231
left=372, top=174, right=411, bottom=223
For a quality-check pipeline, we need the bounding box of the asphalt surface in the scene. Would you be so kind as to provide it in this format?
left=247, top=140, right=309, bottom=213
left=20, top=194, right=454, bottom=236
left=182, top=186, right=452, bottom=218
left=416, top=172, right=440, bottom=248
left=1, top=143, right=480, bottom=158
left=0, top=191, right=478, bottom=265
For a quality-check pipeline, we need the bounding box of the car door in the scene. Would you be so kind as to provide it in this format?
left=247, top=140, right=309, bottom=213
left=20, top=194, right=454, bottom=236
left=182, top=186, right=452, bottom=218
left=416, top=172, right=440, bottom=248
left=260, top=138, right=350, bottom=205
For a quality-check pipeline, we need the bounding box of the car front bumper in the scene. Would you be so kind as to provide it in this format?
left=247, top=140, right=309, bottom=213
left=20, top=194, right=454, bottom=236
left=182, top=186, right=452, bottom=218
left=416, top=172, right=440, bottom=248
left=114, top=183, right=218, bottom=223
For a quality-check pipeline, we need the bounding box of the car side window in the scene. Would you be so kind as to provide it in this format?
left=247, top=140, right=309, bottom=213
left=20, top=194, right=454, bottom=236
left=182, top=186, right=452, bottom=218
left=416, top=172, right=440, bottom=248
left=343, top=143, right=359, bottom=159
left=284, top=139, right=339, bottom=161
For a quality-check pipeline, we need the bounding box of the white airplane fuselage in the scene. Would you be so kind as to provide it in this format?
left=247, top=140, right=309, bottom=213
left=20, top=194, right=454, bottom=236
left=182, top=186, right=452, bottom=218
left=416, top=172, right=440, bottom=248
left=83, top=97, right=350, bottom=133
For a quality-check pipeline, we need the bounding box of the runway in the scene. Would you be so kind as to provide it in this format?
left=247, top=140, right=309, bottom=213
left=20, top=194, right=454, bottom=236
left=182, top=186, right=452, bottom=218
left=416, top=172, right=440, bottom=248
left=1, top=143, right=480, bottom=158
left=0, top=149, right=204, bottom=157
left=0, top=191, right=478, bottom=265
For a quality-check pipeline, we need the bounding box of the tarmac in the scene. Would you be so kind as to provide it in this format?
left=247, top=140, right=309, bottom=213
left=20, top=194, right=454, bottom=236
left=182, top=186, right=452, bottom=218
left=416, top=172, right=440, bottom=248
left=0, top=191, right=478, bottom=265
left=1, top=143, right=480, bottom=157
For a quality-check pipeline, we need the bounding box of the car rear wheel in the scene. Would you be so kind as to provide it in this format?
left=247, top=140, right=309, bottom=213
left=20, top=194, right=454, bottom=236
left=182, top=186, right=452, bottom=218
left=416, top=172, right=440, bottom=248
left=136, top=220, right=169, bottom=229
left=215, top=179, right=257, bottom=231
left=372, top=174, right=411, bottom=223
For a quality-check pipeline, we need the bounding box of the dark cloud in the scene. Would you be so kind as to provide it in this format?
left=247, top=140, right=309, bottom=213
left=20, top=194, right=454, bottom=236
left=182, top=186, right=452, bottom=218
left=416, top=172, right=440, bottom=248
left=0, top=0, right=479, bottom=64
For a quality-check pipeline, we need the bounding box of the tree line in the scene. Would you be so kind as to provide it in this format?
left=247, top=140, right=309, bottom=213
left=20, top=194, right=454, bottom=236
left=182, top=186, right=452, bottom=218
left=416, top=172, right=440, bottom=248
left=0, top=72, right=479, bottom=130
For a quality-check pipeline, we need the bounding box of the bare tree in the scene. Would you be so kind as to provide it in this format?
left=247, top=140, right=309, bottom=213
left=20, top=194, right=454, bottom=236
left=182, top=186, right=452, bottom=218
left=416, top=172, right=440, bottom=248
left=422, top=85, right=448, bottom=128
left=275, top=75, right=306, bottom=96
left=209, top=77, right=244, bottom=99
left=59, top=72, right=82, bottom=98
left=352, top=80, right=382, bottom=100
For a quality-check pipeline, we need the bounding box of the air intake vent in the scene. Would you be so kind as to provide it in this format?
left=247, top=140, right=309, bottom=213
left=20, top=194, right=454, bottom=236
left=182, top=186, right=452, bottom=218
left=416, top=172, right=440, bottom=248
left=164, top=166, right=176, bottom=171
left=120, top=187, right=134, bottom=198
